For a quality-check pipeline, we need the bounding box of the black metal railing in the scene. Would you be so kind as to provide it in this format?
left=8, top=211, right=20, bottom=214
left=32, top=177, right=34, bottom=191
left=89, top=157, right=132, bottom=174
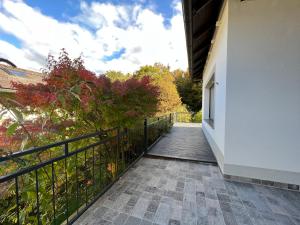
left=0, top=114, right=173, bottom=225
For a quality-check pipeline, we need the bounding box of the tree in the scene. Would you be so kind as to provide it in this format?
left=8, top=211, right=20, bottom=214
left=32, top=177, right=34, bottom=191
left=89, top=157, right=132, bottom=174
left=105, top=70, right=130, bottom=81
left=0, top=50, right=160, bottom=152
left=134, top=63, right=182, bottom=115
left=174, top=70, right=202, bottom=115
left=0, top=50, right=160, bottom=224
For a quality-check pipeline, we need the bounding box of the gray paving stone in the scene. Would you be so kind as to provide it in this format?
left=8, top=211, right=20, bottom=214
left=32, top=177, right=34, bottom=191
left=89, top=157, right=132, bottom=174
left=152, top=194, right=162, bottom=201
left=132, top=198, right=150, bottom=218
left=103, top=208, right=120, bottom=221
left=181, top=208, right=197, bottom=225
left=127, top=195, right=139, bottom=207
left=219, top=201, right=232, bottom=213
left=207, top=207, right=225, bottom=225
left=74, top=151, right=300, bottom=225
left=221, top=211, right=238, bottom=225
left=93, top=206, right=109, bottom=218
left=147, top=200, right=160, bottom=213
left=147, top=123, right=216, bottom=162
left=273, top=213, right=297, bottom=225
left=140, top=220, right=152, bottom=225
left=113, top=194, right=131, bottom=210
left=113, top=213, right=128, bottom=225
left=217, top=193, right=231, bottom=203
left=230, top=204, right=253, bottom=225
left=153, top=203, right=171, bottom=225
left=123, top=205, right=134, bottom=214
left=197, top=216, right=209, bottom=225
left=169, top=204, right=182, bottom=222
left=143, top=211, right=155, bottom=221
left=176, top=181, right=185, bottom=189
left=168, top=219, right=180, bottom=225
left=92, top=218, right=112, bottom=225
left=124, top=216, right=141, bottom=225
left=291, top=216, right=300, bottom=224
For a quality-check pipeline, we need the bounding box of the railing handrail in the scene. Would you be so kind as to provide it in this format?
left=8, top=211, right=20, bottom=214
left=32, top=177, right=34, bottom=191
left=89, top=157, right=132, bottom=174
left=0, top=115, right=170, bottom=162
left=0, top=115, right=172, bottom=177
left=0, top=127, right=118, bottom=163
left=0, top=113, right=174, bottom=225
left=0, top=133, right=123, bottom=183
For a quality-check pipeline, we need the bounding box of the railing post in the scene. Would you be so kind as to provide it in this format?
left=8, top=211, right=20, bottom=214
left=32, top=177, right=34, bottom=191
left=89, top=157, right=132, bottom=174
left=144, top=118, right=148, bottom=153
left=64, top=143, right=69, bottom=224
left=64, top=142, right=69, bottom=155
left=15, top=177, right=20, bottom=225
left=174, top=112, right=177, bottom=123
left=116, top=128, right=120, bottom=175
left=122, top=128, right=126, bottom=163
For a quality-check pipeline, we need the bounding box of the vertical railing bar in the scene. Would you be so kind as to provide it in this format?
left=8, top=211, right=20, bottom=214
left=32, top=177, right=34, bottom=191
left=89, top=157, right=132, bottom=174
left=75, top=153, right=79, bottom=215
left=15, top=176, right=20, bottom=225
left=64, top=143, right=69, bottom=224
left=114, top=138, right=117, bottom=178
left=116, top=128, right=120, bottom=176
left=35, top=169, right=41, bottom=225
left=129, top=128, right=131, bottom=164
left=144, top=118, right=148, bottom=153
left=124, top=129, right=127, bottom=167
left=85, top=150, right=88, bottom=206
left=51, top=162, right=56, bottom=224
left=122, top=128, right=125, bottom=169
left=92, top=146, right=95, bottom=198
left=99, top=147, right=102, bottom=189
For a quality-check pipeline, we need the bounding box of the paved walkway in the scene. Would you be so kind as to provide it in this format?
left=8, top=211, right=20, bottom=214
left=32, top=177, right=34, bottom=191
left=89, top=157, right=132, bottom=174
left=74, top=158, right=300, bottom=225
left=147, top=123, right=216, bottom=163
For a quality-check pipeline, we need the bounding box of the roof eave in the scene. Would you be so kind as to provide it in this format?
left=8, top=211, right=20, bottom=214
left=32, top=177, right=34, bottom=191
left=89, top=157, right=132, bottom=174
left=182, top=0, right=193, bottom=77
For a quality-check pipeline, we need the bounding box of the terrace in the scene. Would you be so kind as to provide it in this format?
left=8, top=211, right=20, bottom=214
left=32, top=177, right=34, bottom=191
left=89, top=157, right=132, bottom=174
left=1, top=0, right=300, bottom=224
left=1, top=114, right=300, bottom=225
left=74, top=121, right=300, bottom=225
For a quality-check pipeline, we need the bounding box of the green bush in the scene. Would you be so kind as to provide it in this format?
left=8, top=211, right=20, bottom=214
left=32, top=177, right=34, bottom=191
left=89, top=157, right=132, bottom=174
left=191, top=111, right=202, bottom=123
left=175, top=111, right=202, bottom=123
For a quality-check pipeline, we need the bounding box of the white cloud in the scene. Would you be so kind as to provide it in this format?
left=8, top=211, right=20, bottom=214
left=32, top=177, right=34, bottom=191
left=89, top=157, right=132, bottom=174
left=0, top=0, right=187, bottom=74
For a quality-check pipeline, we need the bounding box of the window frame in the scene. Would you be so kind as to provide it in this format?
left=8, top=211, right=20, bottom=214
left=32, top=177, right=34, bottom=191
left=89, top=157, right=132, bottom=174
left=205, top=74, right=215, bottom=128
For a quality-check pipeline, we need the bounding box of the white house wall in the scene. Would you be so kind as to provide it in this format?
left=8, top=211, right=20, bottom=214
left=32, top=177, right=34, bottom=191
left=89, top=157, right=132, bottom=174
left=224, top=0, right=300, bottom=184
left=202, top=2, right=228, bottom=172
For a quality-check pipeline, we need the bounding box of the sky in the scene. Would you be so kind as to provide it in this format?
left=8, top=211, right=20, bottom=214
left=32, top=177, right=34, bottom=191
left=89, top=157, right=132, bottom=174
left=0, top=0, right=188, bottom=74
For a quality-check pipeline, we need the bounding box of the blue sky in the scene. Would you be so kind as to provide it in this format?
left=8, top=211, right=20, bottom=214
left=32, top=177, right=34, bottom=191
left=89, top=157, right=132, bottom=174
left=25, top=0, right=176, bottom=25
left=0, top=0, right=187, bottom=73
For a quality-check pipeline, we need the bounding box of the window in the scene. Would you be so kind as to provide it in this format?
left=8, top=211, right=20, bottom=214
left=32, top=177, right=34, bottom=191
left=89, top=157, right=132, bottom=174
left=205, top=74, right=215, bottom=128
left=208, top=82, right=215, bottom=121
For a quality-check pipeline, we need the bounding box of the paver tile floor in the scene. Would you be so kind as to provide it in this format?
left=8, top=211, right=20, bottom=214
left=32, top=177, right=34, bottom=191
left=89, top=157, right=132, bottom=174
left=147, top=123, right=216, bottom=163
left=74, top=158, right=300, bottom=225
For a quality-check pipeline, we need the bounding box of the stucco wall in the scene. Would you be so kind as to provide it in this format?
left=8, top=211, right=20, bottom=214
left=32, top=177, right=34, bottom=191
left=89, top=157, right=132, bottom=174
left=224, top=0, right=300, bottom=184
left=202, top=2, right=228, bottom=171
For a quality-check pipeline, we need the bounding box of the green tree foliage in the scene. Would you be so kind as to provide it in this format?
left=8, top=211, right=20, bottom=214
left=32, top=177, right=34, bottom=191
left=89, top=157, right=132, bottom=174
left=134, top=63, right=182, bottom=115
left=105, top=70, right=130, bottom=81
left=0, top=50, right=160, bottom=153
left=0, top=50, right=160, bottom=224
left=174, top=70, right=202, bottom=115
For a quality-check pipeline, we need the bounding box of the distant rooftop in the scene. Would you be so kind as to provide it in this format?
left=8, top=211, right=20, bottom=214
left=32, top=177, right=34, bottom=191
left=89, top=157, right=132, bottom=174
left=0, top=65, right=44, bottom=92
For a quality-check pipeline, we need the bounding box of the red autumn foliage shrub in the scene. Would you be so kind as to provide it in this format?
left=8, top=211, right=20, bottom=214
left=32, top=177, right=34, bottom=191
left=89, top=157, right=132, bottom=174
left=0, top=49, right=159, bottom=153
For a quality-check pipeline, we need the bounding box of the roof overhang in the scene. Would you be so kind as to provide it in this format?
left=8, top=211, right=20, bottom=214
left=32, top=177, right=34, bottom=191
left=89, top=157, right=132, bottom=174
left=0, top=88, right=15, bottom=93
left=182, top=0, right=223, bottom=80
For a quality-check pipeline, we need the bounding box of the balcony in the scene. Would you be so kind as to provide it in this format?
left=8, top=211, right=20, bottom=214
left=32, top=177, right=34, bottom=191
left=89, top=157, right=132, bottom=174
left=1, top=115, right=300, bottom=225
left=74, top=122, right=300, bottom=225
